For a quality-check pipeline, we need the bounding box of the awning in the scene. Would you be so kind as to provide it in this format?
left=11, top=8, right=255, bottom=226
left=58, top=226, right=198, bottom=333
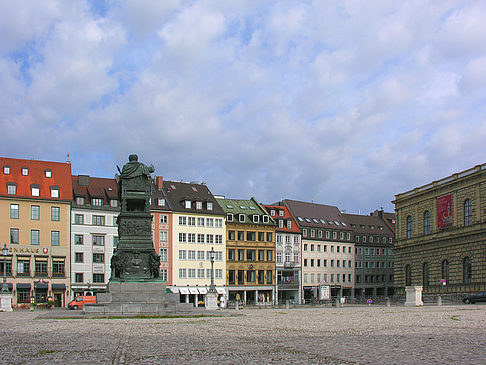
left=169, top=287, right=179, bottom=294
left=35, top=283, right=48, bottom=289
left=179, top=288, right=190, bottom=295
left=16, top=283, right=31, bottom=289
left=216, top=287, right=226, bottom=294
left=51, top=284, right=66, bottom=290
left=188, top=287, right=199, bottom=294
left=198, top=287, right=208, bottom=294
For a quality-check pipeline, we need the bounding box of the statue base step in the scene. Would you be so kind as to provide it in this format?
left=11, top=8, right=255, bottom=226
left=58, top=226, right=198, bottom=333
left=84, top=282, right=202, bottom=316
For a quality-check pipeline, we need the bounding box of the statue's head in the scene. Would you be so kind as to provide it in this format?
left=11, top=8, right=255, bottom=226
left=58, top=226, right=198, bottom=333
left=128, top=154, right=138, bottom=162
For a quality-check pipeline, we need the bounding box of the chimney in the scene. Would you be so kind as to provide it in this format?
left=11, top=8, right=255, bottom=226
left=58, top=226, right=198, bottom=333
left=155, top=176, right=163, bottom=191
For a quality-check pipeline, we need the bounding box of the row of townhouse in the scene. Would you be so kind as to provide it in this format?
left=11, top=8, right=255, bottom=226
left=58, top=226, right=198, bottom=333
left=1, top=156, right=395, bottom=307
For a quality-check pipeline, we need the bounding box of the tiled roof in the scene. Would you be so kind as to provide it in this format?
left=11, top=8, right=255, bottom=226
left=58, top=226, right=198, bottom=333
left=0, top=157, right=72, bottom=201
left=72, top=175, right=118, bottom=203
left=162, top=180, right=224, bottom=215
left=343, top=213, right=394, bottom=236
left=217, top=197, right=275, bottom=225
left=281, top=199, right=351, bottom=231
left=263, top=204, right=301, bottom=233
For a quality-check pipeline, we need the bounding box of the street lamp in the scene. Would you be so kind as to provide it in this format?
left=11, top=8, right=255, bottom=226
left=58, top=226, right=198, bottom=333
left=209, top=247, right=216, bottom=293
left=2, top=244, right=9, bottom=294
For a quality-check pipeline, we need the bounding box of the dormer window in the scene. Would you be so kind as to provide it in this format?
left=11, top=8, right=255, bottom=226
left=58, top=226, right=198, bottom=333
left=286, top=220, right=292, bottom=229
left=3, top=166, right=10, bottom=174
left=278, top=220, right=283, bottom=228
left=111, top=199, right=118, bottom=207
left=45, top=169, right=52, bottom=178
left=92, top=198, right=103, bottom=206
left=270, top=210, right=275, bottom=216
left=253, top=215, right=259, bottom=223
left=158, top=198, right=165, bottom=206
left=207, top=202, right=213, bottom=211
left=227, top=213, right=234, bottom=222
left=238, top=214, right=246, bottom=222
left=76, top=197, right=85, bottom=205
left=31, top=185, right=40, bottom=197
left=7, top=183, right=16, bottom=195
left=50, top=186, right=59, bottom=198
left=21, top=167, right=29, bottom=176
left=185, top=200, right=191, bottom=209
left=196, top=201, right=202, bottom=209
left=279, top=210, right=284, bottom=217
left=262, top=215, right=269, bottom=223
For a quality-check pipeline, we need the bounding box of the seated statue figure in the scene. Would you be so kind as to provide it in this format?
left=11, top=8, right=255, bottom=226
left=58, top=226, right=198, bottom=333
left=118, top=154, right=155, bottom=179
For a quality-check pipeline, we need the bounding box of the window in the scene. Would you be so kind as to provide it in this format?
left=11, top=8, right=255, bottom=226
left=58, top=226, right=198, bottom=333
left=92, top=235, right=105, bottom=246
left=238, top=214, right=245, bottom=222
left=302, top=229, right=307, bottom=236
left=228, top=270, right=235, bottom=284
left=237, top=231, right=244, bottom=241
left=45, top=169, right=52, bottom=178
left=267, top=250, right=273, bottom=261
left=21, top=167, right=28, bottom=176
left=75, top=234, right=83, bottom=245
left=93, top=274, right=104, bottom=283
left=7, top=183, right=16, bottom=195
left=3, top=166, right=10, bottom=174
left=246, top=232, right=256, bottom=241
left=179, top=250, right=187, bottom=260
left=267, top=270, right=273, bottom=284
left=405, top=264, right=412, bottom=286
left=75, top=273, right=84, bottom=283
left=238, top=249, right=245, bottom=261
left=464, top=199, right=472, bottom=226
left=276, top=252, right=282, bottom=263
left=92, top=198, right=103, bottom=206
left=206, top=218, right=214, bottom=227
left=215, top=235, right=223, bottom=244
left=463, top=257, right=472, bottom=284
left=31, top=230, right=40, bottom=245
left=75, top=252, right=84, bottom=263
left=52, top=259, right=65, bottom=277
left=326, top=231, right=330, bottom=239
left=179, top=269, right=187, bottom=278
left=228, top=249, right=235, bottom=261
left=227, top=213, right=233, bottom=222
left=51, top=206, right=60, bottom=221
left=93, top=253, right=104, bottom=263
left=198, top=234, right=205, bottom=243
left=178, top=216, right=186, bottom=225
left=262, top=215, right=270, bottom=223
left=35, top=258, right=48, bottom=276
left=51, top=231, right=60, bottom=246
left=206, top=234, right=214, bottom=244
left=340, top=232, right=344, bottom=240
left=197, top=251, right=205, bottom=260
left=76, top=197, right=85, bottom=205
left=266, top=232, right=273, bottom=242
left=423, top=211, right=431, bottom=235
left=332, top=231, right=337, bottom=239
left=406, top=216, right=413, bottom=239
left=188, top=233, right=196, bottom=243
left=10, top=204, right=19, bottom=219
left=74, top=215, right=85, bottom=226
left=258, top=232, right=265, bottom=241
left=185, top=200, right=191, bottom=209
left=179, top=233, right=186, bottom=243
left=111, top=199, right=118, bottom=207
left=160, top=215, right=168, bottom=224
left=188, top=250, right=196, bottom=260
left=253, top=215, right=260, bottom=223
left=286, top=220, right=292, bottom=229
left=188, top=217, right=196, bottom=226
left=216, top=269, right=222, bottom=279
left=17, top=258, right=30, bottom=276
left=422, top=262, right=429, bottom=286
left=50, top=187, right=59, bottom=198
left=10, top=228, right=19, bottom=244
left=92, top=215, right=105, bottom=226
left=160, top=248, right=168, bottom=262
left=207, top=202, right=213, bottom=210
left=198, top=268, right=205, bottom=278
left=441, top=260, right=449, bottom=283
left=215, top=218, right=223, bottom=228
left=247, top=250, right=256, bottom=261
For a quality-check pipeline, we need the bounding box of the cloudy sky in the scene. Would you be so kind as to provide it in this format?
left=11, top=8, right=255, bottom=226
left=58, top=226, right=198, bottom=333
left=1, top=1, right=485, bottom=213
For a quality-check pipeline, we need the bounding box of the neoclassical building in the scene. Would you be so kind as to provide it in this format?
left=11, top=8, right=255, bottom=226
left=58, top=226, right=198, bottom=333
left=393, top=164, right=486, bottom=295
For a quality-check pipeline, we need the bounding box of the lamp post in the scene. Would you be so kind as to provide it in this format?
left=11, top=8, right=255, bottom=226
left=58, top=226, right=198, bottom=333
left=209, top=247, right=216, bottom=293
left=2, top=244, right=9, bottom=294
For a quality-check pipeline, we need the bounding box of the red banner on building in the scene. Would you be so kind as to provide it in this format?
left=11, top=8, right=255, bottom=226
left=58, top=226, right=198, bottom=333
left=437, top=194, right=453, bottom=230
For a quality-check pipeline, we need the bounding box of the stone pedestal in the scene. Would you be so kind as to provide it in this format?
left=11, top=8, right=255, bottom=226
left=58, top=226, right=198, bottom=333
left=85, top=281, right=196, bottom=316
left=405, top=286, right=424, bottom=306
left=0, top=293, right=13, bottom=312
left=205, top=291, right=218, bottom=310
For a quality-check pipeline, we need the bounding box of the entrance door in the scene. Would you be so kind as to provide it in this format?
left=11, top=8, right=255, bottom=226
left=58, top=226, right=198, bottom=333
left=54, top=293, right=62, bottom=307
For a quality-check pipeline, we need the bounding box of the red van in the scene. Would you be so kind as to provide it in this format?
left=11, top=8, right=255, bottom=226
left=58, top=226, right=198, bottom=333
left=68, top=295, right=96, bottom=309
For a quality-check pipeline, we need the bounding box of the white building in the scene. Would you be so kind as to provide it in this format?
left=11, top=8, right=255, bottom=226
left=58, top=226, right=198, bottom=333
left=70, top=175, right=119, bottom=299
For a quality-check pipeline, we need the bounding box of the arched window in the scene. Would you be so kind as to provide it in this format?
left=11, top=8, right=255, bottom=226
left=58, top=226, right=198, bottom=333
left=463, top=257, right=472, bottom=284
left=406, top=216, right=413, bottom=239
left=422, top=262, right=429, bottom=286
left=423, top=211, right=431, bottom=235
left=441, top=260, right=449, bottom=283
left=464, top=199, right=472, bottom=226
left=405, top=264, right=412, bottom=286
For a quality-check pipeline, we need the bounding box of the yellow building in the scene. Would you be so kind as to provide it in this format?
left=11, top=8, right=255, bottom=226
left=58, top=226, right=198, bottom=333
left=0, top=157, right=72, bottom=307
left=217, top=197, right=276, bottom=305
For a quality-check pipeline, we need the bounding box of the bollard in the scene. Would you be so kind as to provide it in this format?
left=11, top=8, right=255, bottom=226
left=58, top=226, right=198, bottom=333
left=386, top=298, right=391, bottom=307
left=285, top=300, right=290, bottom=310
left=437, top=295, right=442, bottom=306
left=335, top=298, right=340, bottom=308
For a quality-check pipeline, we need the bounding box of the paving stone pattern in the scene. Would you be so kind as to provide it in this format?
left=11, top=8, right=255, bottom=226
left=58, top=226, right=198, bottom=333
left=0, top=305, right=485, bottom=364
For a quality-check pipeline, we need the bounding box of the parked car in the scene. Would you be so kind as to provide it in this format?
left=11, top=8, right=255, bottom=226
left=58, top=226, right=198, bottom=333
left=462, top=292, right=486, bottom=304
left=68, top=295, right=96, bottom=309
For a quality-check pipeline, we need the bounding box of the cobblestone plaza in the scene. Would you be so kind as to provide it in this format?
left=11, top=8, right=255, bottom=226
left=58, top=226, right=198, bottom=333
left=0, top=305, right=485, bottom=364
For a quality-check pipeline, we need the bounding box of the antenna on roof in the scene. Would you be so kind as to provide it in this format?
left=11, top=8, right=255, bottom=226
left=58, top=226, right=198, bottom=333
left=66, top=153, right=70, bottom=163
